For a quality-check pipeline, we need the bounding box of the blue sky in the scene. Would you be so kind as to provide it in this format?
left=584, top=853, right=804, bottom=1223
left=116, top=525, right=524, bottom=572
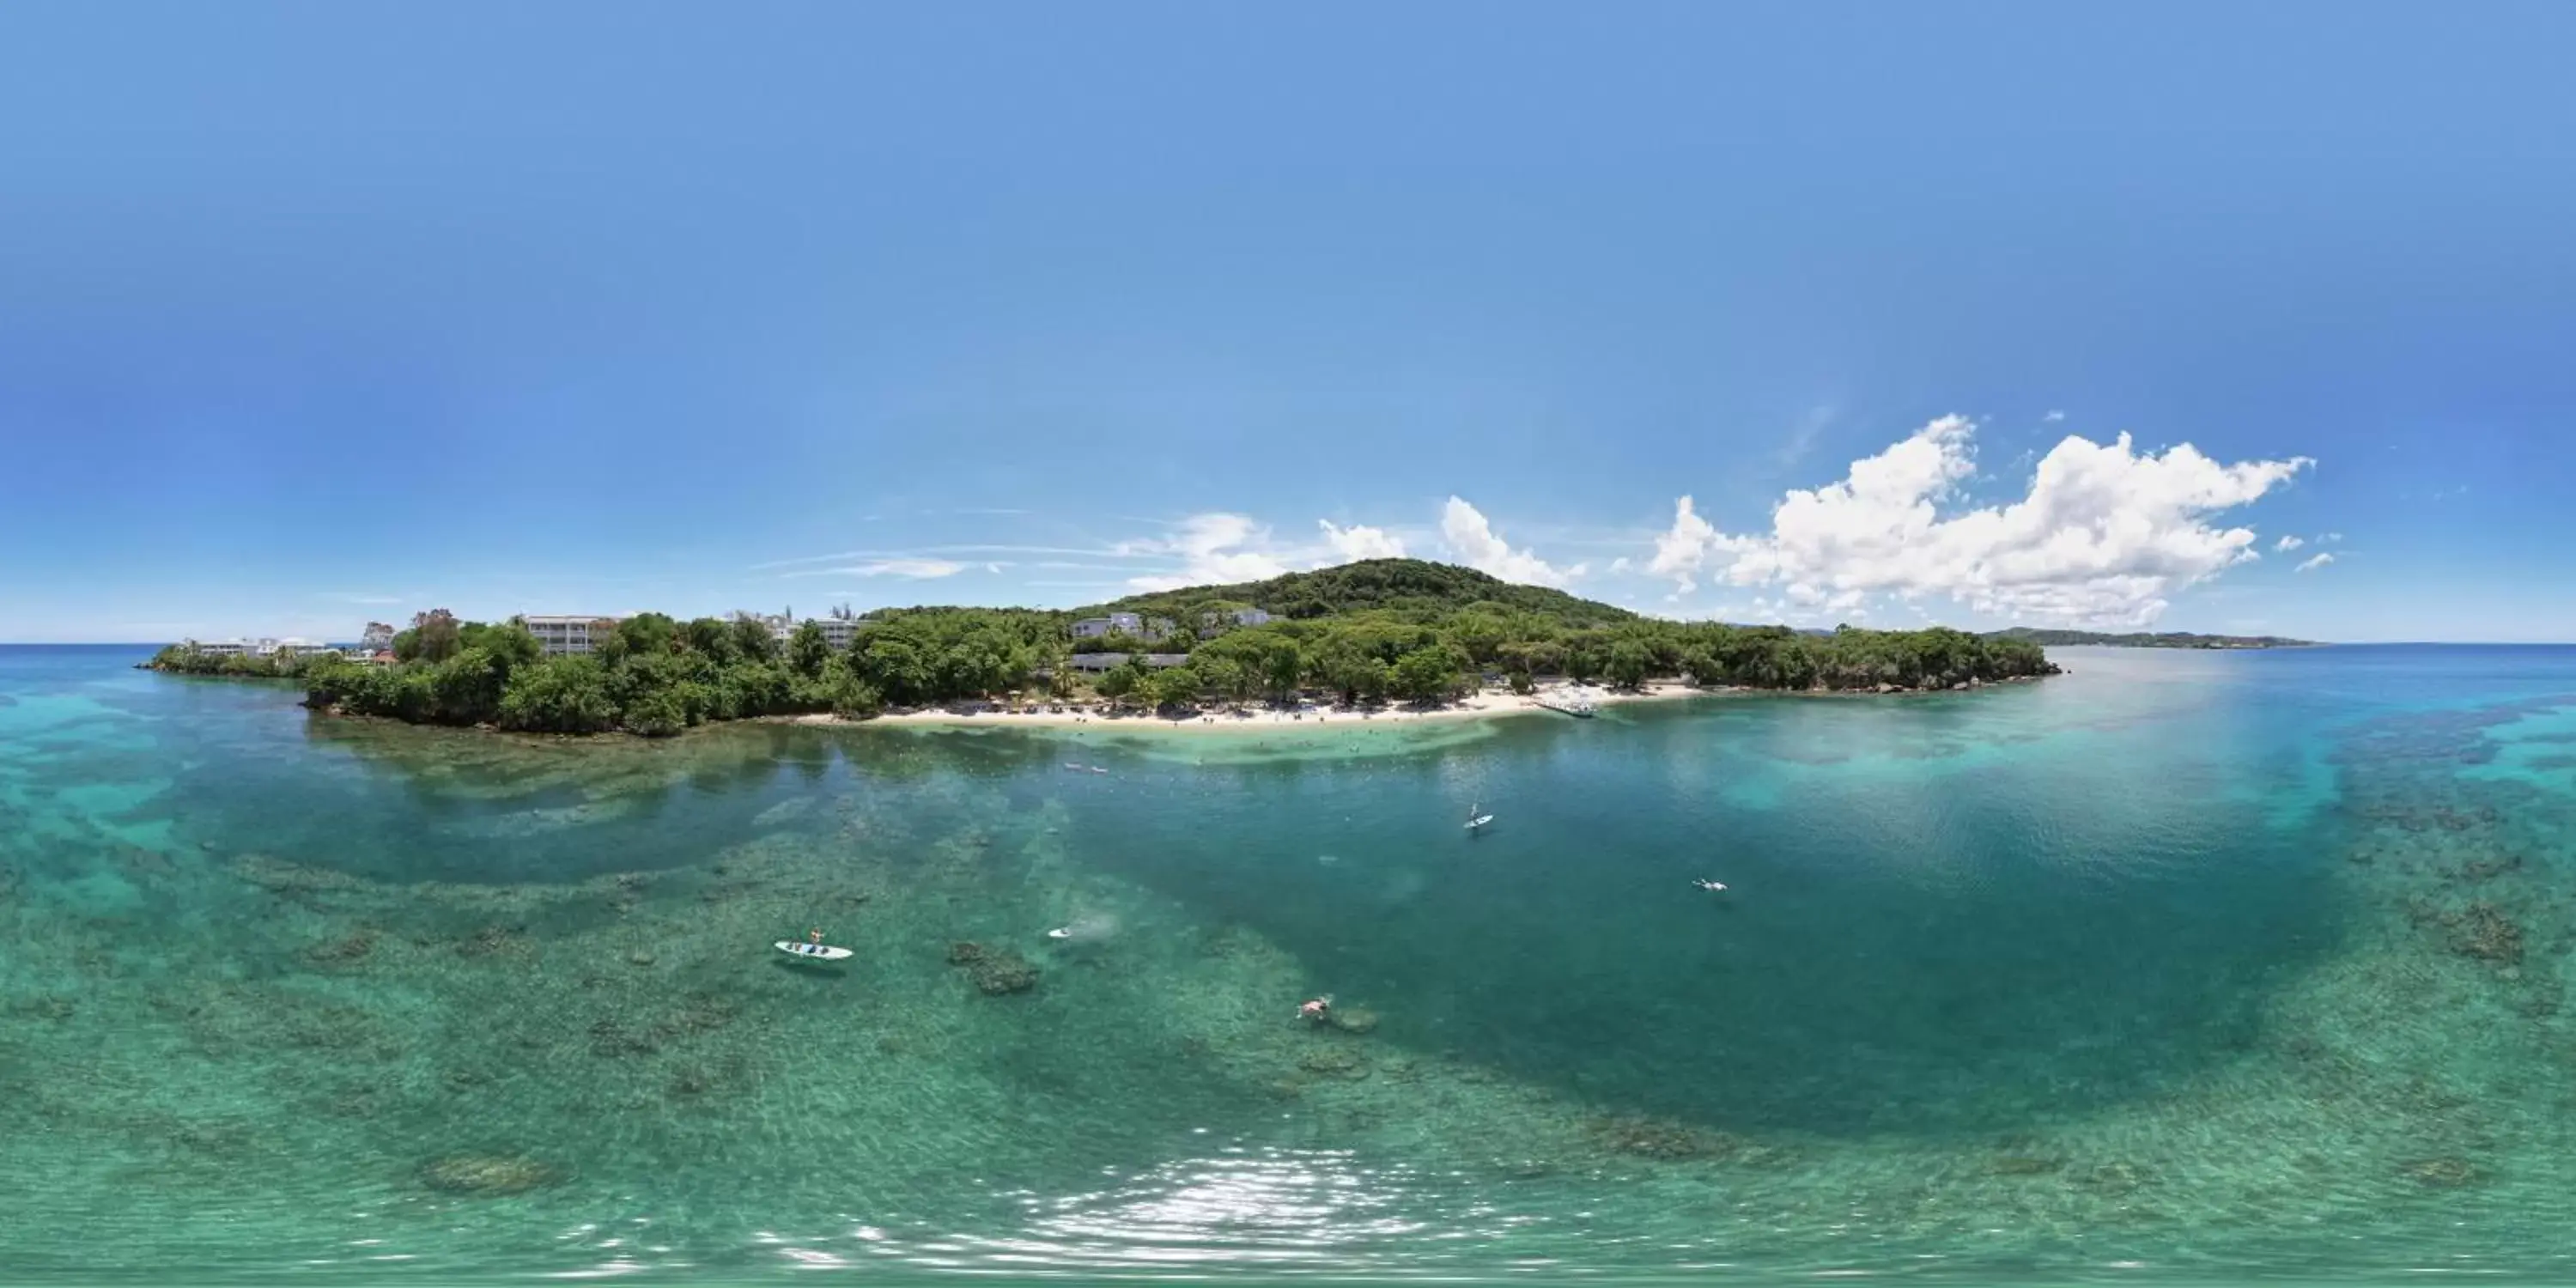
left=3, top=3, right=2572, bottom=642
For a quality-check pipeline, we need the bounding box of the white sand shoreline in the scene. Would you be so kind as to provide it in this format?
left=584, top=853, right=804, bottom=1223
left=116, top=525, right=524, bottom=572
left=793, top=680, right=1729, bottom=735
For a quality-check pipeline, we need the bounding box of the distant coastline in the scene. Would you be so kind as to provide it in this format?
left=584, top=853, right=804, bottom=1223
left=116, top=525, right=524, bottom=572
left=1984, top=627, right=2318, bottom=650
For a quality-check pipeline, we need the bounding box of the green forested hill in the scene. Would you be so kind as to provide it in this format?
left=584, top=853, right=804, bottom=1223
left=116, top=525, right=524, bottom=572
left=1088, top=558, right=1638, bottom=629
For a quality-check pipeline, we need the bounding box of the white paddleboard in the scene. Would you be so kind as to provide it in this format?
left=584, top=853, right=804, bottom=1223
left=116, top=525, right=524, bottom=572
left=1464, top=814, right=1494, bottom=830
left=775, top=940, right=854, bottom=961
left=1046, top=927, right=1074, bottom=940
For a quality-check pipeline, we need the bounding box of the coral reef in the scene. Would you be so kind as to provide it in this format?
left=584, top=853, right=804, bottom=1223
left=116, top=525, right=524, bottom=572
left=418, top=1154, right=563, bottom=1195
left=946, top=942, right=1039, bottom=994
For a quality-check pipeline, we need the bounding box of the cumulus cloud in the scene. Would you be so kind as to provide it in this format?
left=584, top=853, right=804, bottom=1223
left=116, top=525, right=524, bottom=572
left=1121, top=513, right=1294, bottom=592
left=1646, top=416, right=2312, bottom=628
left=2275, top=534, right=2305, bottom=552
left=2295, top=552, right=2336, bottom=573
left=1609, top=556, right=1631, bottom=574
left=1441, top=496, right=1581, bottom=587
left=1317, top=519, right=1407, bottom=562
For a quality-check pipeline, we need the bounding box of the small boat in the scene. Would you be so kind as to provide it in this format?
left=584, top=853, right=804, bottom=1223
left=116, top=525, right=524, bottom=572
left=1090, top=766, right=1109, bottom=775
left=1465, top=803, right=1493, bottom=832
left=775, top=940, right=854, bottom=961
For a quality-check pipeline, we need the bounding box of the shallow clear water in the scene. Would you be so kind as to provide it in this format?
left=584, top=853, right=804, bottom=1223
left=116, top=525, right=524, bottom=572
left=5, top=643, right=2576, bottom=1284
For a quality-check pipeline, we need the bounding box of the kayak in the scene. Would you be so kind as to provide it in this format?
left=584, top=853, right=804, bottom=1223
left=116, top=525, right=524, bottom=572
left=775, top=940, right=854, bottom=961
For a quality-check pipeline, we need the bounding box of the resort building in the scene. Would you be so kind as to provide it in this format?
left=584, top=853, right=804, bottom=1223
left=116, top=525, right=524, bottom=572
left=1200, top=607, right=1273, bottom=629
left=1069, top=613, right=1175, bottom=642
left=175, top=636, right=334, bottom=659
left=754, top=606, right=870, bottom=650
left=523, top=615, right=624, bottom=656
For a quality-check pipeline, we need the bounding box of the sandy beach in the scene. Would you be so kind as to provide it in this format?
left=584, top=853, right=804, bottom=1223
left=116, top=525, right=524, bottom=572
left=797, top=680, right=1707, bottom=734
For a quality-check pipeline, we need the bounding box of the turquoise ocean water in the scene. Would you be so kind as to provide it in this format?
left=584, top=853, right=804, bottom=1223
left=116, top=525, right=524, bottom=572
left=5, top=643, right=2576, bottom=1284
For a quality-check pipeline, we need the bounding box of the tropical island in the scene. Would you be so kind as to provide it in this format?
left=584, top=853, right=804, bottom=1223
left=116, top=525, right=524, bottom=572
left=1983, top=627, right=2318, bottom=649
left=145, top=558, right=2058, bottom=738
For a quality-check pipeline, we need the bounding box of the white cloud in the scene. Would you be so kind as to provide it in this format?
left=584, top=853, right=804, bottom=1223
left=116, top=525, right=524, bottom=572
left=2295, top=552, right=2336, bottom=573
left=325, top=592, right=405, bottom=605
left=985, top=562, right=1003, bottom=574
left=786, top=558, right=963, bottom=579
left=1316, top=519, right=1407, bottom=562
left=2275, top=534, right=2305, bottom=552
left=1122, top=513, right=1293, bottom=592
left=1646, top=495, right=1740, bottom=592
left=1440, top=496, right=1581, bottom=588
left=2321, top=532, right=2343, bottom=543
left=1646, top=415, right=2312, bottom=629
left=2044, top=410, right=2067, bottom=422
left=1609, top=556, right=1631, bottom=574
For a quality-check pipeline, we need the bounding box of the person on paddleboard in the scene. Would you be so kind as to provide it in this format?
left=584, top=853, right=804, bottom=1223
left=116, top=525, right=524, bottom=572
left=808, top=927, right=826, bottom=945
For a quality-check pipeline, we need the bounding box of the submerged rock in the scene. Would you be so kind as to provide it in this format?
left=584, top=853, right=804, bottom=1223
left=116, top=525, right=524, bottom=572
left=457, top=923, right=527, bottom=959
left=1585, top=1115, right=1740, bottom=1160
left=1988, top=1155, right=2065, bottom=1176
left=1326, top=1005, right=1381, bottom=1036
left=419, top=1153, right=563, bottom=1195
left=2401, top=1157, right=2482, bottom=1188
left=1296, top=1046, right=1369, bottom=1078
left=2452, top=902, right=2524, bottom=963
left=307, top=932, right=375, bottom=965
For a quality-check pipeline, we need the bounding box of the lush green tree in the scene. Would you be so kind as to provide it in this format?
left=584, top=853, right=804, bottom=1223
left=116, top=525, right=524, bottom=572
left=498, top=657, right=618, bottom=732
left=622, top=684, right=690, bottom=737
left=458, top=620, right=542, bottom=671
left=787, top=621, right=833, bottom=679
left=683, top=617, right=739, bottom=665
left=1605, top=640, right=1651, bottom=690
left=1145, top=665, right=1202, bottom=712
left=1097, top=659, right=1147, bottom=705
left=606, top=612, right=679, bottom=665
left=1390, top=646, right=1466, bottom=703
left=405, top=609, right=465, bottom=664
left=1195, top=656, right=1249, bottom=706
left=729, top=614, right=780, bottom=662
left=429, top=647, right=507, bottom=723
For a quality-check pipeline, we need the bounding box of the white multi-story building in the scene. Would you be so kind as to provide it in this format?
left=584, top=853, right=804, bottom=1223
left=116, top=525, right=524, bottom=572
left=757, top=608, right=869, bottom=651
left=524, top=615, right=623, bottom=656
left=1071, top=612, right=1173, bottom=642
left=185, top=638, right=252, bottom=657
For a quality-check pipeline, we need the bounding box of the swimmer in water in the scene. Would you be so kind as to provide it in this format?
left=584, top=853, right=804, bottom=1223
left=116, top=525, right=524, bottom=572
left=1692, top=879, right=1728, bottom=893
left=1297, top=997, right=1332, bottom=1022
